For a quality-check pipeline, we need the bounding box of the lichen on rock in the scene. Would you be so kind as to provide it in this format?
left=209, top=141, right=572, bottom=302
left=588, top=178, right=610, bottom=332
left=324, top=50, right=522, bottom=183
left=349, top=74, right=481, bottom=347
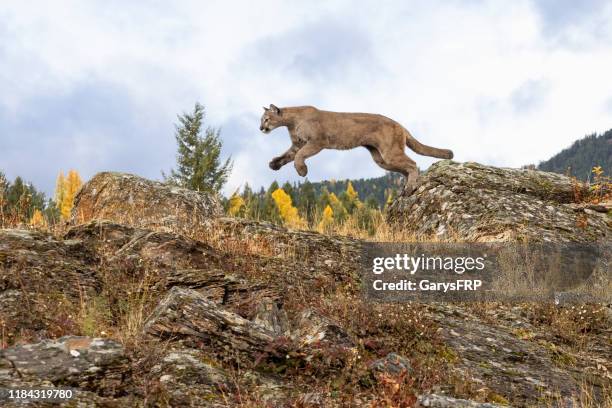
left=71, top=171, right=222, bottom=234
left=387, top=160, right=611, bottom=243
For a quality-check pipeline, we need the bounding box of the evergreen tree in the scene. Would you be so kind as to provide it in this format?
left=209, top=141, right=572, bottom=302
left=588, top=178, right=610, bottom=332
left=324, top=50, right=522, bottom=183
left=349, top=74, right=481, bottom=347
left=538, top=130, right=612, bottom=180
left=317, top=187, right=332, bottom=212
left=165, top=103, right=233, bottom=194
left=0, top=172, right=8, bottom=225
left=262, top=181, right=281, bottom=223
left=365, top=194, right=379, bottom=209
left=297, top=179, right=317, bottom=225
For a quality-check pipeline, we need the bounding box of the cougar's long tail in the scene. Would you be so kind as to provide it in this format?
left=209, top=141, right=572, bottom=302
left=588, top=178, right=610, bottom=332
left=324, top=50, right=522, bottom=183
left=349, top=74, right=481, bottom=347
left=405, top=129, right=453, bottom=159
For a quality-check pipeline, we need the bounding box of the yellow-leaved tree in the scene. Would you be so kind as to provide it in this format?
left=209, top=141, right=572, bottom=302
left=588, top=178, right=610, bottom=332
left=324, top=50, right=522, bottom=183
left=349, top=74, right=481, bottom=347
left=227, top=191, right=245, bottom=217
left=346, top=181, right=358, bottom=202
left=329, top=192, right=347, bottom=222
left=343, top=181, right=362, bottom=213
left=271, top=188, right=304, bottom=228
left=29, top=209, right=47, bottom=229
left=55, top=170, right=83, bottom=220
left=317, top=204, right=334, bottom=232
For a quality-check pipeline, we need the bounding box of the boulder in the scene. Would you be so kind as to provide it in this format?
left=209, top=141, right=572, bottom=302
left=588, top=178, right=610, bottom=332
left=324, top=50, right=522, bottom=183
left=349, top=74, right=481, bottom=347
left=294, top=308, right=353, bottom=348
left=369, top=352, right=413, bottom=377
left=387, top=161, right=611, bottom=242
left=0, top=336, right=129, bottom=396
left=143, top=287, right=280, bottom=362
left=149, top=349, right=231, bottom=406
left=71, top=172, right=222, bottom=233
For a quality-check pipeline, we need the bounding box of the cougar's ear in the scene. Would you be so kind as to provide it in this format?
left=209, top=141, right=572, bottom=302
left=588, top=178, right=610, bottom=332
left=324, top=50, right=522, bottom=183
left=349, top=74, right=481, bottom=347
left=270, top=104, right=281, bottom=115
left=263, top=106, right=269, bottom=111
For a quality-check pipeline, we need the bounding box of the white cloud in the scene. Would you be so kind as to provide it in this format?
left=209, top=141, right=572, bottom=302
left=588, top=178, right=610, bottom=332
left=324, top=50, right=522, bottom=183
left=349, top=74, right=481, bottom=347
left=1, top=0, right=611, bottom=197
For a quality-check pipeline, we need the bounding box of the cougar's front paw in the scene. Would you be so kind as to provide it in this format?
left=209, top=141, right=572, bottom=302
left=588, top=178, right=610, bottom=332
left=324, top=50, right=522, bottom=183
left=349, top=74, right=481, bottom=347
left=295, top=162, right=308, bottom=177
left=269, top=159, right=282, bottom=170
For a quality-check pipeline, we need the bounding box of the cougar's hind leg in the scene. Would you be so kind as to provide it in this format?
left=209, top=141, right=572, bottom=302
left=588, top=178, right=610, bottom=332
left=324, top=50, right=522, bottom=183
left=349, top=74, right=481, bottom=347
left=365, top=145, right=395, bottom=171
left=382, top=150, right=419, bottom=192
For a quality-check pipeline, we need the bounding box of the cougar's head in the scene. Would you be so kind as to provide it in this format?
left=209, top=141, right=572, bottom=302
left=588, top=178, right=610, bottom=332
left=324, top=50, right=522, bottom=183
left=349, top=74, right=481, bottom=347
left=260, top=104, right=282, bottom=133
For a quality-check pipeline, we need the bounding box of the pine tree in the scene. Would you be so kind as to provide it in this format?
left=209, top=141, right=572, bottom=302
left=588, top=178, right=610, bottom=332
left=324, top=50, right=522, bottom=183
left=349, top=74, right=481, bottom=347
left=0, top=172, right=7, bottom=225
left=165, top=103, right=233, bottom=194
left=298, top=179, right=317, bottom=225
left=262, top=181, right=282, bottom=223
left=365, top=194, right=379, bottom=209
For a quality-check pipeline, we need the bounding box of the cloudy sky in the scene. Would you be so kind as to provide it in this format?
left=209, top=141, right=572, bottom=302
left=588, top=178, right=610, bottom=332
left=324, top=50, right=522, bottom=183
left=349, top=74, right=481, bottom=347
left=1, top=0, right=612, bottom=197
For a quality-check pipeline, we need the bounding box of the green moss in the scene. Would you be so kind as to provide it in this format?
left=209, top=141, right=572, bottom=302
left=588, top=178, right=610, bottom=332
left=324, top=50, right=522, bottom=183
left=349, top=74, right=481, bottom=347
left=538, top=340, right=576, bottom=367
left=488, top=393, right=510, bottom=405
left=437, top=346, right=459, bottom=363
left=512, top=328, right=535, bottom=340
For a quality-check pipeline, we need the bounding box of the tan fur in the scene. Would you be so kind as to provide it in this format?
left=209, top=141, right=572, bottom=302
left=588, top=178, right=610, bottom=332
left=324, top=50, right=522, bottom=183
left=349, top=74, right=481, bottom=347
left=260, top=104, right=453, bottom=189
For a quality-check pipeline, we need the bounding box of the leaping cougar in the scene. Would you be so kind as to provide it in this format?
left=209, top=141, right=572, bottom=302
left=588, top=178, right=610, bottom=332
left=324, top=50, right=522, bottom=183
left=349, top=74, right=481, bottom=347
left=260, top=104, right=453, bottom=190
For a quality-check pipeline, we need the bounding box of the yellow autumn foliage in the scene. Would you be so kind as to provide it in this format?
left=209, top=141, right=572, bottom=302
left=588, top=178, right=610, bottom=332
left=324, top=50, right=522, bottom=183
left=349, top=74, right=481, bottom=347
left=29, top=209, right=47, bottom=228
left=317, top=204, right=334, bottom=232
left=346, top=181, right=358, bottom=202
left=228, top=192, right=245, bottom=216
left=271, top=188, right=304, bottom=228
left=55, top=170, right=83, bottom=220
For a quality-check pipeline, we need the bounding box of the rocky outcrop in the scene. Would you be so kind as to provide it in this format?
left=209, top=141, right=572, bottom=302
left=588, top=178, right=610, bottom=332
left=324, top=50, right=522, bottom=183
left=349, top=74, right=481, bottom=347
left=143, top=287, right=354, bottom=366
left=0, top=336, right=128, bottom=396
left=144, top=287, right=280, bottom=361
left=149, top=349, right=232, bottom=406
left=1, top=169, right=610, bottom=406
left=0, top=229, right=101, bottom=343
left=71, top=172, right=222, bottom=233
left=387, top=161, right=611, bottom=242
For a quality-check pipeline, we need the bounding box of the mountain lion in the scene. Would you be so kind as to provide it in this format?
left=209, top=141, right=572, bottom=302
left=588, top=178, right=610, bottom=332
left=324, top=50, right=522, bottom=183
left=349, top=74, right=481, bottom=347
left=260, top=104, right=453, bottom=190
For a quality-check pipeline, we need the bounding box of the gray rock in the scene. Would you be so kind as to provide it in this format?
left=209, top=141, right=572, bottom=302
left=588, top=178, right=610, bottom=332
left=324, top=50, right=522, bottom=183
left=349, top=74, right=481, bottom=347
left=417, top=393, right=505, bottom=407
left=253, top=297, right=291, bottom=337
left=294, top=308, right=353, bottom=348
left=143, top=287, right=279, bottom=361
left=71, top=171, right=222, bottom=233
left=0, top=336, right=129, bottom=396
left=149, top=349, right=232, bottom=407
left=387, top=161, right=611, bottom=242
left=370, top=352, right=413, bottom=376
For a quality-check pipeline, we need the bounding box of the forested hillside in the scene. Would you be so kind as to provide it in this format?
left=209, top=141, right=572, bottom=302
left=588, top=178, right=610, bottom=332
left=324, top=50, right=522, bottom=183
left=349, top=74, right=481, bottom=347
left=538, top=129, right=612, bottom=180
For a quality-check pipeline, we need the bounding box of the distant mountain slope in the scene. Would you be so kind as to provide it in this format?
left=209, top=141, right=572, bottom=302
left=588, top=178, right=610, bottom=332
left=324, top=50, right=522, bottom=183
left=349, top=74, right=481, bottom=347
left=537, top=129, right=612, bottom=180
